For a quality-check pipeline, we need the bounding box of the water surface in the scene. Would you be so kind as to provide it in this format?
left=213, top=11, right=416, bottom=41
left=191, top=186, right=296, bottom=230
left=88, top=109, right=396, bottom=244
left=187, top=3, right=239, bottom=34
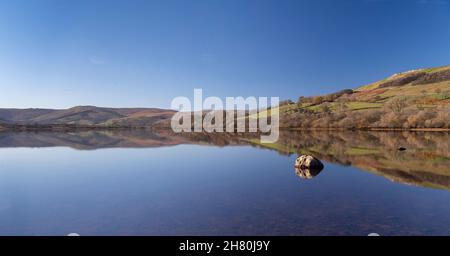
left=0, top=130, right=449, bottom=235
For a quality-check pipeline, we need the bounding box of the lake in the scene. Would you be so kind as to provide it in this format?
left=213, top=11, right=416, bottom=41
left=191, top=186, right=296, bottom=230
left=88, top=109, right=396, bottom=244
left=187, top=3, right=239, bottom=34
left=0, top=130, right=449, bottom=235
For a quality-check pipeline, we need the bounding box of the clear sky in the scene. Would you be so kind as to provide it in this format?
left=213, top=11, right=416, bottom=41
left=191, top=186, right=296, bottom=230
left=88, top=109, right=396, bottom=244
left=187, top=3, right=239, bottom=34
left=0, top=0, right=449, bottom=109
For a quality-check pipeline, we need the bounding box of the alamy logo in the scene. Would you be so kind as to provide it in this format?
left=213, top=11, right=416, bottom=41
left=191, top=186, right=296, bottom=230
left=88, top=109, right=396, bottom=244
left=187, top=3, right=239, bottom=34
left=170, top=89, right=279, bottom=143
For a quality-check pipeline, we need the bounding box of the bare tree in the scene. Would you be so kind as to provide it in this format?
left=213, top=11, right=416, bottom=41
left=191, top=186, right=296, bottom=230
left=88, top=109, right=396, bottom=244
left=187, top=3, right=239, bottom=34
left=386, top=97, right=407, bottom=115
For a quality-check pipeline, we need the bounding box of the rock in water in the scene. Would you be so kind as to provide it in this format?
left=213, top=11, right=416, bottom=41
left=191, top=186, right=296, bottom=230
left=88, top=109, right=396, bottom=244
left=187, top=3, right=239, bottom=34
left=295, top=155, right=324, bottom=170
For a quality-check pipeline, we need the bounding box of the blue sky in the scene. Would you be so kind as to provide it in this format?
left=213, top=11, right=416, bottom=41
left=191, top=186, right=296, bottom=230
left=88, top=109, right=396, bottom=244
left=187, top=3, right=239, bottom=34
left=0, top=0, right=449, bottom=109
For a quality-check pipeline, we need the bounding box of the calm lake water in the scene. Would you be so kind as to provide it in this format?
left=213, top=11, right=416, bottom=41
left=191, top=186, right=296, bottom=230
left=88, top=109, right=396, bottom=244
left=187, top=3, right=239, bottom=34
left=0, top=130, right=449, bottom=235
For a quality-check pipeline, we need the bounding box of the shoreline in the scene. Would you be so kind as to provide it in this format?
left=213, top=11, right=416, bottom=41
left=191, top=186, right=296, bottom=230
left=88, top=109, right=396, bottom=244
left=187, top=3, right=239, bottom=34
left=284, top=127, right=450, bottom=132
left=1, top=125, right=450, bottom=133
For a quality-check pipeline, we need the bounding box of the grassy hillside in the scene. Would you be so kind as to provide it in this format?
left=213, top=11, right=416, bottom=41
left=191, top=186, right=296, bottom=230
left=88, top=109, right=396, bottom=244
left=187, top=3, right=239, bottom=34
left=278, top=65, right=450, bottom=129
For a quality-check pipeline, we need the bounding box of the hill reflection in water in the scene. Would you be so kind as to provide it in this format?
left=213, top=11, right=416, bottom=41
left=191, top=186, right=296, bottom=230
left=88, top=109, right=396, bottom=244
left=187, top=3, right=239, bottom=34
left=1, top=129, right=449, bottom=191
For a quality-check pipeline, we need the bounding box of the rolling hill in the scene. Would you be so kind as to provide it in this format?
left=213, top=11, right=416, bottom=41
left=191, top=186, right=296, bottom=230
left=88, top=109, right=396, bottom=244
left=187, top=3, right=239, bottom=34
left=277, top=65, right=450, bottom=129
left=0, top=106, right=175, bottom=128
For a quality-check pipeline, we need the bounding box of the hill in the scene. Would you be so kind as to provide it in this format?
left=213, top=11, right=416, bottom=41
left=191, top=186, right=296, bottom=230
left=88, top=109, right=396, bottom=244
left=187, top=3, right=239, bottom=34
left=0, top=106, right=175, bottom=128
left=277, top=65, right=450, bottom=129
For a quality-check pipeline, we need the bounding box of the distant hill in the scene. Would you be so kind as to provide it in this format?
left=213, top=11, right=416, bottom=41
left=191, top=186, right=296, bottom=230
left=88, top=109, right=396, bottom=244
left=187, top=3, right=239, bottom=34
left=0, top=106, right=175, bottom=127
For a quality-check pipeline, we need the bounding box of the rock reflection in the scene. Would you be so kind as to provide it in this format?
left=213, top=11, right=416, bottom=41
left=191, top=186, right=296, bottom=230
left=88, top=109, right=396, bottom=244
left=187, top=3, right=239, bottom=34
left=295, top=167, right=323, bottom=180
